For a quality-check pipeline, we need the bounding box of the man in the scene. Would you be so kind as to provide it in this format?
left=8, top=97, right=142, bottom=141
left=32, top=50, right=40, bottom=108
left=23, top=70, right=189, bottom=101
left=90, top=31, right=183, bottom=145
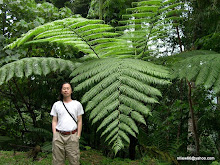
left=50, top=82, right=84, bottom=165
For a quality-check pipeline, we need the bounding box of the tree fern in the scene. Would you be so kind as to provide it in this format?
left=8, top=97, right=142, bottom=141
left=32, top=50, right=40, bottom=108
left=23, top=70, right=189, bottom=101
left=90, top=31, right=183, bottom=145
left=5, top=17, right=133, bottom=59
left=0, top=57, right=76, bottom=85
left=172, top=53, right=220, bottom=93
left=71, top=58, right=170, bottom=153
left=4, top=15, right=173, bottom=154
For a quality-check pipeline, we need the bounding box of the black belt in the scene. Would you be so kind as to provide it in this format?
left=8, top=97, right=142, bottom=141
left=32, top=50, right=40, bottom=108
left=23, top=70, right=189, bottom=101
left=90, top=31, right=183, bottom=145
left=56, top=129, right=77, bottom=135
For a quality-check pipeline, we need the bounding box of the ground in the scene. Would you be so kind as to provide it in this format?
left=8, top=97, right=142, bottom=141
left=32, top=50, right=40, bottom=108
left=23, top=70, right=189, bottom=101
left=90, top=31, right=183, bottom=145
left=0, top=149, right=160, bottom=165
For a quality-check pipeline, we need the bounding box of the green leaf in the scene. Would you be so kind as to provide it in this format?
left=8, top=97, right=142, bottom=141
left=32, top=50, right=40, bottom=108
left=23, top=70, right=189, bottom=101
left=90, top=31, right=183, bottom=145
left=0, top=57, right=76, bottom=85
left=71, top=58, right=170, bottom=154
left=172, top=52, right=220, bottom=93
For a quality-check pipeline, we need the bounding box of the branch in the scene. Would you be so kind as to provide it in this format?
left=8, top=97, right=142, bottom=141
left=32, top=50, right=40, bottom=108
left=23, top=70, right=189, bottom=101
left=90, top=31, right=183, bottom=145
left=12, top=78, right=37, bottom=126
left=8, top=83, right=28, bottom=132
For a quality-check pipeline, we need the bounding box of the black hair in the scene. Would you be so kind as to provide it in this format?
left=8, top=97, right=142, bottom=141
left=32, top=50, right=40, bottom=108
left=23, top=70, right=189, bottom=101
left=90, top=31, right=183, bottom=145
left=59, top=82, right=73, bottom=101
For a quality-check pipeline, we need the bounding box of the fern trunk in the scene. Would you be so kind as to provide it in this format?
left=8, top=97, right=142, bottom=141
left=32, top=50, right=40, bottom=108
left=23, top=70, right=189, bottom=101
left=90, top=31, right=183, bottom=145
left=99, top=0, right=103, bottom=20
left=176, top=26, right=183, bottom=52
left=129, top=135, right=137, bottom=160
left=187, top=80, right=200, bottom=158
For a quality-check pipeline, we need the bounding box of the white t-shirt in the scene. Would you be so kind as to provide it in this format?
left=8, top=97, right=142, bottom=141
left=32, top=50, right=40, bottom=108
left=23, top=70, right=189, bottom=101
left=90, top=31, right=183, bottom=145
left=50, top=100, right=84, bottom=131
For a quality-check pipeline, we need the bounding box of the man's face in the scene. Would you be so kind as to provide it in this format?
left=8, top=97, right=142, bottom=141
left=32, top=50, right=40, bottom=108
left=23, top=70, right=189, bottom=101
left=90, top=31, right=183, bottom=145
left=61, top=83, right=72, bottom=98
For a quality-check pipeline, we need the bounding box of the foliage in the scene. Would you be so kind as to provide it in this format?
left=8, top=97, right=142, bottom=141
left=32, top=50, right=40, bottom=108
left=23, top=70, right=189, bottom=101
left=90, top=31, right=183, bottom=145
left=172, top=52, right=220, bottom=93
left=118, top=0, right=186, bottom=58
left=71, top=58, right=170, bottom=153
left=182, top=0, right=220, bottom=50
left=136, top=79, right=189, bottom=160
left=0, top=57, right=76, bottom=85
left=2, top=12, right=173, bottom=154
left=0, top=0, right=74, bottom=65
left=65, top=0, right=91, bottom=18
left=5, top=17, right=133, bottom=59
left=195, top=33, right=220, bottom=53
left=0, top=0, right=78, bottom=152
left=87, top=0, right=135, bottom=26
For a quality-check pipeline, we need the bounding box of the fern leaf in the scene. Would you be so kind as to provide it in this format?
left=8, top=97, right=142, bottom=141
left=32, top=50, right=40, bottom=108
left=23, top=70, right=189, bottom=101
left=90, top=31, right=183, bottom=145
left=41, top=59, right=51, bottom=76
left=96, top=110, right=119, bottom=131
left=118, top=130, right=130, bottom=144
left=172, top=53, right=220, bottom=93
left=24, top=59, right=34, bottom=77
left=119, top=0, right=185, bottom=58
left=0, top=57, right=76, bottom=85
left=6, top=18, right=132, bottom=59
left=195, top=63, right=211, bottom=86
left=101, top=119, right=119, bottom=137
left=120, top=75, right=162, bottom=97
left=105, top=127, right=119, bottom=142
left=87, top=81, right=120, bottom=111
left=81, top=73, right=120, bottom=104
left=92, top=100, right=119, bottom=125
left=72, top=58, right=170, bottom=154
left=119, top=104, right=146, bottom=125
left=119, top=95, right=151, bottom=116
left=119, top=84, right=159, bottom=104
left=15, top=61, right=24, bottom=78
left=5, top=64, right=15, bottom=82
left=112, top=137, right=124, bottom=154
left=119, top=123, right=136, bottom=138
left=33, top=59, right=42, bottom=76
left=89, top=91, right=118, bottom=119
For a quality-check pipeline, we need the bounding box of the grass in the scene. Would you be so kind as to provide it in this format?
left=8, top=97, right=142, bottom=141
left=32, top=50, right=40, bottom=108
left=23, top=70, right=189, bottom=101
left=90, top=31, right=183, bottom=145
left=0, top=149, right=168, bottom=165
left=1, top=149, right=219, bottom=165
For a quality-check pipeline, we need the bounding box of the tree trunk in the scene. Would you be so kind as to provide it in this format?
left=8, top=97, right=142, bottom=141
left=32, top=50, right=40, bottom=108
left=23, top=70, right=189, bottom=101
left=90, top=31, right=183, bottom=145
left=129, top=135, right=137, bottom=160
left=99, top=0, right=103, bottom=20
left=176, top=26, right=183, bottom=52
left=187, top=80, right=199, bottom=165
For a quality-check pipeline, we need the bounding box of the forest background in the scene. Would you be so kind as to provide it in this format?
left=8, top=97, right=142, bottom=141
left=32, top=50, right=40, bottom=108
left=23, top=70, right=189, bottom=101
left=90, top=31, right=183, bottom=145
left=0, top=0, right=220, bottom=165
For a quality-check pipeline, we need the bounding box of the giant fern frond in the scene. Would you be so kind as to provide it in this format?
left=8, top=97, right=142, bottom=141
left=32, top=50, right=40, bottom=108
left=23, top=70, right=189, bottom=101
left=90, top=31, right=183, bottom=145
left=27, top=126, right=53, bottom=138
left=6, top=18, right=133, bottom=59
left=0, top=57, right=76, bottom=85
left=71, top=58, right=171, bottom=154
left=172, top=53, right=220, bottom=93
left=118, top=0, right=186, bottom=58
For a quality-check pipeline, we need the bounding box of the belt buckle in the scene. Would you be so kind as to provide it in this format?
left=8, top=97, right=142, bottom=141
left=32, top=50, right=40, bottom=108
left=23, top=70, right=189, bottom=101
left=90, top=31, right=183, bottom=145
left=57, top=129, right=68, bottom=134
left=63, top=131, right=70, bottom=135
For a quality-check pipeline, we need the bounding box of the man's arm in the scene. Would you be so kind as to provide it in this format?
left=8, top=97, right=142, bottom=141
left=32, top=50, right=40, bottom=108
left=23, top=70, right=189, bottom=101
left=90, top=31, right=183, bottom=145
left=52, top=116, right=58, bottom=134
left=77, top=115, right=82, bottom=138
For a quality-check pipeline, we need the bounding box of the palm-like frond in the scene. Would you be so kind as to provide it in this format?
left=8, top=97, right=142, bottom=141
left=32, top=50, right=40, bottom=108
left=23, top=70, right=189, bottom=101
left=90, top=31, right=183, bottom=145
left=118, top=0, right=185, bottom=58
left=71, top=58, right=170, bottom=154
left=172, top=53, right=220, bottom=93
left=6, top=18, right=133, bottom=59
left=28, top=126, right=53, bottom=137
left=0, top=57, right=76, bottom=85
